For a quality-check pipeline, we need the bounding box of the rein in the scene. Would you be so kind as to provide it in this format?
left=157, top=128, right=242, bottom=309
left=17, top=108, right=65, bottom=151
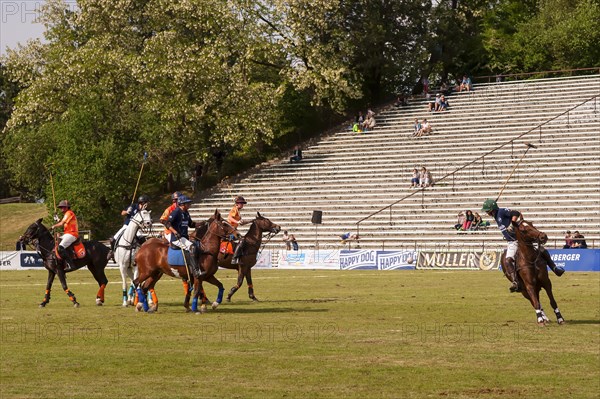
left=516, top=221, right=544, bottom=270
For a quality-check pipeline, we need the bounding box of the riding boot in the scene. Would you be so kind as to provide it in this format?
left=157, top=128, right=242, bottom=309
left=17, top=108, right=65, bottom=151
left=186, top=245, right=205, bottom=279
left=231, top=240, right=244, bottom=265
left=107, top=237, right=116, bottom=262
left=58, top=245, right=75, bottom=272
left=541, top=248, right=565, bottom=276
left=505, top=257, right=520, bottom=293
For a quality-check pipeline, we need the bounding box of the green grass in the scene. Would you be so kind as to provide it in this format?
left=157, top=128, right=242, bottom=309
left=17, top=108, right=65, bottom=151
left=0, top=203, right=48, bottom=250
left=1, top=269, right=598, bottom=399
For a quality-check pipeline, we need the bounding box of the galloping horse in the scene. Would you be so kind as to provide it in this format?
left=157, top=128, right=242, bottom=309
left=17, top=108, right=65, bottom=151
left=20, top=219, right=110, bottom=307
left=114, top=209, right=153, bottom=307
left=501, top=219, right=565, bottom=325
left=218, top=212, right=281, bottom=302
left=133, top=209, right=238, bottom=313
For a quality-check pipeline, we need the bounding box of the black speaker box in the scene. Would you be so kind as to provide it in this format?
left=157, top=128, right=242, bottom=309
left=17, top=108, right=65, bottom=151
left=311, top=210, right=323, bottom=224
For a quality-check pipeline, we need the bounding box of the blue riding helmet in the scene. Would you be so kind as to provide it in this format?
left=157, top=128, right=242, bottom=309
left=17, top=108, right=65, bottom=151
left=177, top=195, right=192, bottom=205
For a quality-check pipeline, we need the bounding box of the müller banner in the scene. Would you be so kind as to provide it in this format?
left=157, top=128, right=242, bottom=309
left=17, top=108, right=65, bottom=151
left=417, top=250, right=502, bottom=270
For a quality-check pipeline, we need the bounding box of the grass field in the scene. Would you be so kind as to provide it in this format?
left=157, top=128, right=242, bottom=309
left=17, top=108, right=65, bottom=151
left=0, top=203, right=48, bottom=251
left=0, top=268, right=598, bottom=399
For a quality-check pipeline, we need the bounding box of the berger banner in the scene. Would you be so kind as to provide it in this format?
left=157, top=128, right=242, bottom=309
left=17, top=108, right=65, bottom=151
left=417, top=250, right=502, bottom=270
left=548, top=249, right=600, bottom=272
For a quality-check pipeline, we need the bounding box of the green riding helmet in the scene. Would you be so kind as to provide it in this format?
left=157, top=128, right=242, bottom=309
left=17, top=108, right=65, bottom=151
left=481, top=198, right=499, bottom=212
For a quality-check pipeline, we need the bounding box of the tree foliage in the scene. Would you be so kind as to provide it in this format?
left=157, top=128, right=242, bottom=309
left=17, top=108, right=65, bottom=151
left=1, top=0, right=598, bottom=236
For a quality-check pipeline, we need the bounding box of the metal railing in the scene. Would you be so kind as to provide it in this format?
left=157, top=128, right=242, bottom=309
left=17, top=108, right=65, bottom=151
left=355, top=95, right=600, bottom=246
left=473, top=67, right=600, bottom=84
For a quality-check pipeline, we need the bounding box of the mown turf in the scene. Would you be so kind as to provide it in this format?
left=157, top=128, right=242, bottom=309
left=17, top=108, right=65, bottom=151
left=0, top=269, right=598, bottom=399
left=0, top=203, right=48, bottom=251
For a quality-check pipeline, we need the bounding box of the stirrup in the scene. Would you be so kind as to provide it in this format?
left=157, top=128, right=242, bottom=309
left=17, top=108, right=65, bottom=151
left=231, top=257, right=240, bottom=265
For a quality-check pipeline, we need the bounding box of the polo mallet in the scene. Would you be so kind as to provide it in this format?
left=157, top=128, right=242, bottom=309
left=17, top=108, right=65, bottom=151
left=496, top=142, right=538, bottom=201
left=45, top=162, right=59, bottom=223
left=131, top=151, right=148, bottom=204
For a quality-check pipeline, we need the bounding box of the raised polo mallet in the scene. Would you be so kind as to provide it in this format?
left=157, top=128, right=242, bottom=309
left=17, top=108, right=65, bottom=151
left=496, top=142, right=538, bottom=201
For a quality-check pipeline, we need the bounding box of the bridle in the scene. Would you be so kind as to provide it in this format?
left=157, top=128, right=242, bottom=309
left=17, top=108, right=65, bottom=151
left=248, top=217, right=280, bottom=256
left=21, top=222, right=56, bottom=261
left=116, top=211, right=153, bottom=250
left=515, top=220, right=544, bottom=269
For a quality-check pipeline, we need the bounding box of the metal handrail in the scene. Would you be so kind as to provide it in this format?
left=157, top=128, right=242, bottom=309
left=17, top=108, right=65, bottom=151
left=355, top=94, right=599, bottom=237
left=474, top=67, right=600, bottom=83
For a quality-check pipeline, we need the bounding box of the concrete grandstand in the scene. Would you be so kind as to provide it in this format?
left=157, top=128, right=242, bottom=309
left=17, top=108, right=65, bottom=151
left=165, top=75, right=600, bottom=253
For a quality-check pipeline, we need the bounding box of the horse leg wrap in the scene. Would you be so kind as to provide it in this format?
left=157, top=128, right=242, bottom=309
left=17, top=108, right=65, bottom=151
left=127, top=285, right=135, bottom=298
left=192, top=296, right=198, bottom=312
left=150, top=289, right=158, bottom=305
left=182, top=281, right=190, bottom=294
left=136, top=288, right=149, bottom=311
left=65, top=289, right=76, bottom=303
left=122, top=289, right=128, bottom=303
left=216, top=287, right=225, bottom=304
left=42, top=289, right=51, bottom=303
left=98, top=284, right=106, bottom=302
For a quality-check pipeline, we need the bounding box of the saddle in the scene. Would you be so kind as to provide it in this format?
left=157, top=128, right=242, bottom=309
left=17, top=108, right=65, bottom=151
left=55, top=238, right=86, bottom=260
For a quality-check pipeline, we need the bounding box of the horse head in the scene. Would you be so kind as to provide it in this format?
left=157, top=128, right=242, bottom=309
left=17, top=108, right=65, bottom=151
left=21, top=218, right=52, bottom=246
left=131, top=209, right=153, bottom=232
left=513, top=219, right=548, bottom=245
left=194, top=209, right=241, bottom=243
left=252, top=212, right=281, bottom=235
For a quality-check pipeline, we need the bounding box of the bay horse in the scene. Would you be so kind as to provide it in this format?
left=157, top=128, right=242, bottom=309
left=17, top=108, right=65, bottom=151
left=20, top=218, right=110, bottom=307
left=133, top=209, right=239, bottom=313
left=114, top=209, right=153, bottom=307
left=218, top=212, right=281, bottom=302
left=501, top=219, right=565, bottom=325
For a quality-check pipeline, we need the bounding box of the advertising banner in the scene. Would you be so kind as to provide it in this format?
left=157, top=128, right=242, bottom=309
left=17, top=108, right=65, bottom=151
left=417, top=250, right=502, bottom=270
left=377, top=250, right=418, bottom=270
left=277, top=250, right=340, bottom=269
left=254, top=250, right=272, bottom=269
left=0, top=251, right=45, bottom=270
left=548, top=249, right=599, bottom=272
left=339, top=250, right=378, bottom=270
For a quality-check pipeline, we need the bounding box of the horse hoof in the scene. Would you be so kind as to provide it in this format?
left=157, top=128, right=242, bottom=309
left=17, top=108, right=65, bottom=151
left=250, top=297, right=259, bottom=302
left=212, top=302, right=219, bottom=310
left=73, top=302, right=80, bottom=308
left=135, top=303, right=144, bottom=312
left=39, top=303, right=47, bottom=308
left=200, top=304, right=207, bottom=314
left=226, top=297, right=231, bottom=302
left=122, top=302, right=128, bottom=307
left=96, top=299, right=103, bottom=306
left=558, top=318, right=565, bottom=325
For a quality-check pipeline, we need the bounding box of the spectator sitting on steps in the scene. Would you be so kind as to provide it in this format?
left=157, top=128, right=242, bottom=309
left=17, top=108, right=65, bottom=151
left=563, top=230, right=573, bottom=249
left=415, top=119, right=432, bottom=137
left=570, top=231, right=588, bottom=249
left=289, top=145, right=303, bottom=163
left=282, top=230, right=299, bottom=251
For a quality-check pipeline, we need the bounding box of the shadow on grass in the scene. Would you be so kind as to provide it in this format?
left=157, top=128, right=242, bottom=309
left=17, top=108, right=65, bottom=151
left=218, top=307, right=329, bottom=314
left=563, top=320, right=600, bottom=325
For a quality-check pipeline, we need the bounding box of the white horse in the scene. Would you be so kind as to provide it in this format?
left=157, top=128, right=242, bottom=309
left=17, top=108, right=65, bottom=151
left=115, top=209, right=153, bottom=307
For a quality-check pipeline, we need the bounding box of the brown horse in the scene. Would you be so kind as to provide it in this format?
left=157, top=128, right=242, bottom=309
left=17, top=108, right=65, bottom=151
left=20, top=218, right=109, bottom=307
left=501, top=220, right=565, bottom=325
left=218, top=212, right=281, bottom=301
left=133, top=209, right=238, bottom=313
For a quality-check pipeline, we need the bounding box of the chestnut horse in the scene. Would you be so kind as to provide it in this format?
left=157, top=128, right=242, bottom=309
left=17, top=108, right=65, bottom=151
left=133, top=209, right=238, bottom=313
left=218, top=212, right=281, bottom=302
left=501, top=219, right=565, bottom=325
left=20, top=218, right=110, bottom=307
